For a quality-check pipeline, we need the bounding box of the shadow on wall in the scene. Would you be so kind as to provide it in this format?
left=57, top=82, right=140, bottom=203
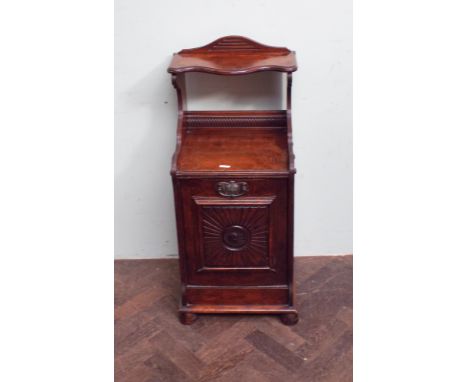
left=186, top=71, right=285, bottom=110
left=115, top=57, right=179, bottom=258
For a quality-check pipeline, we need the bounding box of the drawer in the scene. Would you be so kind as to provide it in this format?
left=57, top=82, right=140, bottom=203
left=179, top=178, right=286, bottom=198
left=178, top=178, right=289, bottom=286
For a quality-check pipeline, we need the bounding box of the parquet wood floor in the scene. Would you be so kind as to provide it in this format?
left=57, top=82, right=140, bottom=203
left=115, top=256, right=352, bottom=382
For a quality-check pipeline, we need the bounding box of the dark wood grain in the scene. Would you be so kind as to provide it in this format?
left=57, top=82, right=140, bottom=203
left=169, top=37, right=297, bottom=323
left=245, top=330, right=304, bottom=371
left=168, top=36, right=297, bottom=75
left=178, top=126, right=289, bottom=172
left=115, top=256, right=353, bottom=382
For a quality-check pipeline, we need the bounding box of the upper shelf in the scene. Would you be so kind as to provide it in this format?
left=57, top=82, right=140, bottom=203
left=168, top=36, right=297, bottom=75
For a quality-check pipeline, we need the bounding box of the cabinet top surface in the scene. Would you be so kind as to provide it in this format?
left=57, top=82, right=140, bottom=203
left=168, top=36, right=297, bottom=75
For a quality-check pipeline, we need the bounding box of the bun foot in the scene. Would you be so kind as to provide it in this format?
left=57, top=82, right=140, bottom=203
left=179, top=312, right=198, bottom=325
left=280, top=312, right=299, bottom=325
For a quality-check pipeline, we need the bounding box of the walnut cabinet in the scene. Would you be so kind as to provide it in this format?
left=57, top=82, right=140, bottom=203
left=168, top=36, right=298, bottom=325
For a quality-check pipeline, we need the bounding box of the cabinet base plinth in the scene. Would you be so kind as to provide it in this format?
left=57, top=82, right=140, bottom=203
left=179, top=312, right=198, bottom=325
left=179, top=305, right=298, bottom=325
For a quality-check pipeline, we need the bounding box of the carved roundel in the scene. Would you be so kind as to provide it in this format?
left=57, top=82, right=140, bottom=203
left=200, top=205, right=270, bottom=267
left=222, top=225, right=250, bottom=251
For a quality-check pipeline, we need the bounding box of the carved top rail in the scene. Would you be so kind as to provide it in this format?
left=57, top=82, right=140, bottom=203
left=168, top=36, right=297, bottom=75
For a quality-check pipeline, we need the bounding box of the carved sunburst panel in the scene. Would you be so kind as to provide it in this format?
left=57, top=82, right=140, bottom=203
left=200, top=205, right=270, bottom=268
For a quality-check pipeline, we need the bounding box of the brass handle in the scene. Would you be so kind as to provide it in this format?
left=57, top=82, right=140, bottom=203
left=216, top=181, right=248, bottom=198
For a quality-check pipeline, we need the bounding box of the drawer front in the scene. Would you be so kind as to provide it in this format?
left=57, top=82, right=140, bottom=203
left=180, top=178, right=288, bottom=286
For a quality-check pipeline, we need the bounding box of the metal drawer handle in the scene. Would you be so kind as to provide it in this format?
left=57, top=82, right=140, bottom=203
left=216, top=181, right=248, bottom=198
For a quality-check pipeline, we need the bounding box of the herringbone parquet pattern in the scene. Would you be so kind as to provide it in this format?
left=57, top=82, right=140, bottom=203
left=115, top=256, right=353, bottom=382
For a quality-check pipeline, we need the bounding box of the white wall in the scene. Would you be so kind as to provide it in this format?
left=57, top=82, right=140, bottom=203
left=115, top=0, right=352, bottom=258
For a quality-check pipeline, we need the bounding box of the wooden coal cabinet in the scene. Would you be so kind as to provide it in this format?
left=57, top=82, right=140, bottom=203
left=168, top=36, right=298, bottom=325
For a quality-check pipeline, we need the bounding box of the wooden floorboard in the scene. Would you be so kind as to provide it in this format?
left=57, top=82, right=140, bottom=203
left=115, top=256, right=353, bottom=382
